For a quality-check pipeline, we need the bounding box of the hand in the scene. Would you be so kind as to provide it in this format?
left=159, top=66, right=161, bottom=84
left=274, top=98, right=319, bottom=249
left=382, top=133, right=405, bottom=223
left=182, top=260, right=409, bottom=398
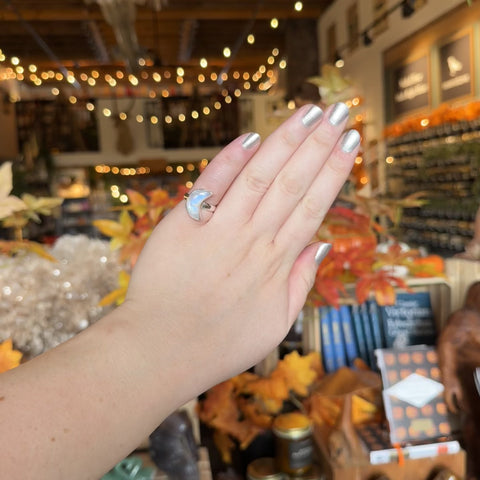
left=124, top=102, right=359, bottom=396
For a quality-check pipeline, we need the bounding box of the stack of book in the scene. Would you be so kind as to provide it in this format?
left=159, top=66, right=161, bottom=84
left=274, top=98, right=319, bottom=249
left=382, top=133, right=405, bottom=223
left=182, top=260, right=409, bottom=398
left=318, top=292, right=437, bottom=373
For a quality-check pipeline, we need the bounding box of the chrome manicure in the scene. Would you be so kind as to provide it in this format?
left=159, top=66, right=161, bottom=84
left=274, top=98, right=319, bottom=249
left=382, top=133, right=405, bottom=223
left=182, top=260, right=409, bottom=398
left=242, top=132, right=261, bottom=149
left=328, top=102, right=349, bottom=126
left=302, top=104, right=323, bottom=127
left=341, top=129, right=361, bottom=153
left=315, top=242, right=332, bottom=265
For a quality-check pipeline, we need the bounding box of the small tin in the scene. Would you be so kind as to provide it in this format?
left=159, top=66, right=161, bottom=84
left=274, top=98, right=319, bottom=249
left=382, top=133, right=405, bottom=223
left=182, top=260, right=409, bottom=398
left=246, top=457, right=288, bottom=480
left=289, top=464, right=325, bottom=479
left=272, top=412, right=313, bottom=476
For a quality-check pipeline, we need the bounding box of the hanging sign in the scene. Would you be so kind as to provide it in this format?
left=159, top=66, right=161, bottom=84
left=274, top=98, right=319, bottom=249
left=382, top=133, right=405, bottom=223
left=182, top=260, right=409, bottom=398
left=392, top=55, right=430, bottom=118
left=439, top=32, right=472, bottom=102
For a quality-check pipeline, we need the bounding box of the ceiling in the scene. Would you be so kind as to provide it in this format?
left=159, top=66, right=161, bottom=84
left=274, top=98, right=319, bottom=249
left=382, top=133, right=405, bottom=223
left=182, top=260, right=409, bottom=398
left=0, top=0, right=333, bottom=94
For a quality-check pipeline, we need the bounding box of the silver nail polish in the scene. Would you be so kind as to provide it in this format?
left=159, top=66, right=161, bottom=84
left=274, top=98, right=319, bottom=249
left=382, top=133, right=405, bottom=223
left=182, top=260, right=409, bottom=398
left=341, top=129, right=361, bottom=153
left=328, top=102, right=349, bottom=126
left=242, top=132, right=261, bottom=149
left=315, top=242, right=332, bottom=265
left=302, top=105, right=323, bottom=127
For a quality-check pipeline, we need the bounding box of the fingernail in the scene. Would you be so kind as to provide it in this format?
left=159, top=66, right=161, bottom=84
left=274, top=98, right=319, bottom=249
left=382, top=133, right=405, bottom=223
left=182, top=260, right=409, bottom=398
left=341, top=129, right=361, bottom=152
left=302, top=104, right=323, bottom=127
left=328, top=102, right=349, bottom=126
left=242, top=132, right=261, bottom=149
left=315, top=242, right=332, bottom=265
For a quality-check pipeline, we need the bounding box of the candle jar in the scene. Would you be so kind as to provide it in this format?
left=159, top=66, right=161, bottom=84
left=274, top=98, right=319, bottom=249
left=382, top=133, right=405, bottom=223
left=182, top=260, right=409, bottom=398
left=272, top=412, right=313, bottom=476
left=246, top=457, right=288, bottom=480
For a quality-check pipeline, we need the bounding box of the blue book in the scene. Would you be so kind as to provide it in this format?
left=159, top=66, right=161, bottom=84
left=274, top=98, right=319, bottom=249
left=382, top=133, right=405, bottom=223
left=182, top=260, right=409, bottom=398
left=329, top=307, right=347, bottom=369
left=319, top=307, right=337, bottom=373
left=339, top=304, right=359, bottom=366
left=367, top=299, right=385, bottom=350
left=359, top=302, right=377, bottom=368
left=377, top=292, right=437, bottom=348
left=351, top=304, right=369, bottom=366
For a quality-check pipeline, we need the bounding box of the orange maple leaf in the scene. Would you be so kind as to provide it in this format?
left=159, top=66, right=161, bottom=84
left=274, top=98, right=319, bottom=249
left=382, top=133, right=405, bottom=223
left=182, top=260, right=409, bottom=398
left=0, top=339, right=23, bottom=373
left=355, top=271, right=410, bottom=306
left=274, top=351, right=321, bottom=397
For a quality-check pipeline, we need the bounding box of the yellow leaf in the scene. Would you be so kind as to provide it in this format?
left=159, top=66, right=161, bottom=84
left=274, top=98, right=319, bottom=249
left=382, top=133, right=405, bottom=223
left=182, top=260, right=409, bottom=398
left=0, top=161, right=14, bottom=199
left=274, top=350, right=320, bottom=397
left=126, top=189, right=148, bottom=217
left=98, top=286, right=128, bottom=307
left=92, top=219, right=130, bottom=238
left=351, top=394, right=380, bottom=425
left=0, top=338, right=23, bottom=373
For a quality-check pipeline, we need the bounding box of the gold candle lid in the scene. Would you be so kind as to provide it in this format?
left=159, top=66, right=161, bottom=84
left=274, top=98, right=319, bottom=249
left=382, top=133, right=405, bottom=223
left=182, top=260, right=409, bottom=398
left=272, top=412, right=312, bottom=440
left=246, top=457, right=287, bottom=480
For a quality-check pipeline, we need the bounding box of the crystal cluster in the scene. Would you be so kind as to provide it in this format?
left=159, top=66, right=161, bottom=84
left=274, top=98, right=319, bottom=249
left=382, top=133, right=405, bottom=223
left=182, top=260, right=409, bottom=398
left=0, top=235, right=121, bottom=357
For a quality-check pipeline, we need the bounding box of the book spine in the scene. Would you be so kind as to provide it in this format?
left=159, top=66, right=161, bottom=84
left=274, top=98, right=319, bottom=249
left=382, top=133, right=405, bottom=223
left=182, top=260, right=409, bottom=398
left=339, top=305, right=359, bottom=366
left=359, top=302, right=377, bottom=368
left=319, top=307, right=337, bottom=373
left=369, top=440, right=461, bottom=465
left=329, top=307, right=347, bottom=369
left=351, top=304, right=369, bottom=366
left=367, top=299, right=385, bottom=350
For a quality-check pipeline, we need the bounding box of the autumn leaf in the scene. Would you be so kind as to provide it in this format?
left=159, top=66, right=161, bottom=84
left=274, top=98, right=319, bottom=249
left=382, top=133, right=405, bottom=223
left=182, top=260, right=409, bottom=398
left=93, top=209, right=134, bottom=250
left=98, top=270, right=130, bottom=306
left=213, top=430, right=235, bottom=464
left=355, top=271, right=410, bottom=306
left=274, top=351, right=321, bottom=397
left=0, top=162, right=27, bottom=220
left=0, top=339, right=23, bottom=373
left=125, top=189, right=149, bottom=218
left=0, top=239, right=57, bottom=261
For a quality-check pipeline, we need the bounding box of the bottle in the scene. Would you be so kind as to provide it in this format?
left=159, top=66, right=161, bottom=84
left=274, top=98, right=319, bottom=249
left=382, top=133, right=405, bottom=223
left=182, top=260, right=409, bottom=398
left=246, top=457, right=287, bottom=480
left=272, top=412, right=313, bottom=476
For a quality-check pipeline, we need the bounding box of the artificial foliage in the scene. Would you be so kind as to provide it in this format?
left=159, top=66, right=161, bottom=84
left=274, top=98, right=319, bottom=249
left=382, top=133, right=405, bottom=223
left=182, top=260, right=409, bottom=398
left=0, top=338, right=23, bottom=373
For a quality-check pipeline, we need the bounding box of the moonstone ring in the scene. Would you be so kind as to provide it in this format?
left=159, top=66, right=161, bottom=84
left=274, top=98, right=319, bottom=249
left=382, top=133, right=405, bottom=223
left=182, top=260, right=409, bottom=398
left=184, top=189, right=216, bottom=222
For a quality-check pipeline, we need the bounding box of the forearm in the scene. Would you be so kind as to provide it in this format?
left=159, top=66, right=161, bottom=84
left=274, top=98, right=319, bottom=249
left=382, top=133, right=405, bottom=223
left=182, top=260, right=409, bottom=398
left=0, top=304, right=190, bottom=480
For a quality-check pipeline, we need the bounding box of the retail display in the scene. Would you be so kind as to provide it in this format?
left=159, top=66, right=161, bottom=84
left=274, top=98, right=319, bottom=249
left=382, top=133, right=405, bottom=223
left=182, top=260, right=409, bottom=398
left=385, top=127, right=480, bottom=256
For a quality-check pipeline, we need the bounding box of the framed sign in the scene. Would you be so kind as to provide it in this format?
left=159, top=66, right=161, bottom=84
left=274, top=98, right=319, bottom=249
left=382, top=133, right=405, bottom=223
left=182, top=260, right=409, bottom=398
left=391, top=55, right=430, bottom=118
left=439, top=31, right=473, bottom=102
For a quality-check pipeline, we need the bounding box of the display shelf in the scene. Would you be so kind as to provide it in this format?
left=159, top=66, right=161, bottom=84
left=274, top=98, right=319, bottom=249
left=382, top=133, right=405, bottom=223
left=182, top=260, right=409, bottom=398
left=385, top=125, right=480, bottom=256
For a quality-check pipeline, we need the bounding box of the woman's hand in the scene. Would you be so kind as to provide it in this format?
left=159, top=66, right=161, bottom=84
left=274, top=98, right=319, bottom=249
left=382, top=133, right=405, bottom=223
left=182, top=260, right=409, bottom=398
left=1, top=102, right=359, bottom=480
left=124, top=102, right=359, bottom=396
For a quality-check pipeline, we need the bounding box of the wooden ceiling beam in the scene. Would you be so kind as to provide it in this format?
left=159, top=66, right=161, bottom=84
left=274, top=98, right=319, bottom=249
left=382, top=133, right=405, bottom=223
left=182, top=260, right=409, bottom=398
left=0, top=5, right=326, bottom=22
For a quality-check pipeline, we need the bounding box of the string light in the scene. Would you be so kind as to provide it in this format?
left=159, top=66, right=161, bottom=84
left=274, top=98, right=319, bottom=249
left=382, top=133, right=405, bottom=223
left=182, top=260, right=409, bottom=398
left=247, top=34, right=255, bottom=44
left=270, top=18, right=279, bottom=29
left=0, top=47, right=283, bottom=127
left=223, top=47, right=231, bottom=58
left=294, top=2, right=303, bottom=12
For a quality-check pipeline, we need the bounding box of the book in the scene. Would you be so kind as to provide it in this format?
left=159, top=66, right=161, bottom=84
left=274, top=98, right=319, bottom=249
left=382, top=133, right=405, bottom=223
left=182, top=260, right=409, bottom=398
left=356, top=423, right=461, bottom=465
left=367, top=299, right=385, bottom=350
left=350, top=304, right=370, bottom=366
left=377, top=292, right=437, bottom=348
left=329, top=307, right=347, bottom=369
left=359, top=302, right=377, bottom=368
left=319, top=307, right=336, bottom=373
left=375, top=345, right=458, bottom=445
left=338, top=304, right=359, bottom=366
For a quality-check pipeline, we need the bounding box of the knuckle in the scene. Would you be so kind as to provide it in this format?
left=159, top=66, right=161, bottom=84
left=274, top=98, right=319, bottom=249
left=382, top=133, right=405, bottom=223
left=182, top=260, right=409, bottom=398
left=244, top=168, right=270, bottom=194
left=279, top=128, right=300, bottom=149
left=301, top=194, right=328, bottom=220
left=310, top=130, right=333, bottom=151
left=277, top=170, right=302, bottom=196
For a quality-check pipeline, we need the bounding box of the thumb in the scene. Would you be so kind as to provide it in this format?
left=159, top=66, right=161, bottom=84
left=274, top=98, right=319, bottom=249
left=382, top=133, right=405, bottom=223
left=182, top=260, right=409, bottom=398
left=287, top=242, right=332, bottom=322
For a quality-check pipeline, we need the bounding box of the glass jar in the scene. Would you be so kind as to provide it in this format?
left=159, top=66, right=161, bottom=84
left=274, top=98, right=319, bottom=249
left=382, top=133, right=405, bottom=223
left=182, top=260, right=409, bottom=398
left=289, top=464, right=325, bottom=479
left=272, top=412, right=313, bottom=476
left=246, top=457, right=288, bottom=480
